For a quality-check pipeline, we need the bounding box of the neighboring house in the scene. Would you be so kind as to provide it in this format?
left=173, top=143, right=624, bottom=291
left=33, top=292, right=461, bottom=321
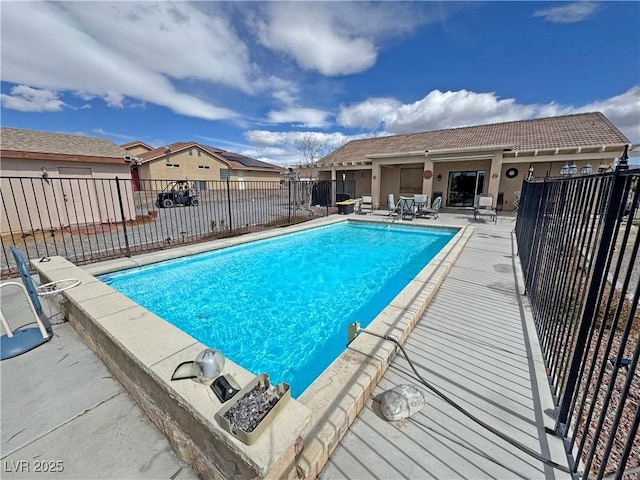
left=122, top=141, right=285, bottom=191
left=317, top=112, right=633, bottom=211
left=1, top=127, right=135, bottom=234
left=120, top=140, right=154, bottom=157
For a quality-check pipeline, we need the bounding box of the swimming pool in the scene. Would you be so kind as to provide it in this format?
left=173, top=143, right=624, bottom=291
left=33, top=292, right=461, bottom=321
left=100, top=221, right=457, bottom=397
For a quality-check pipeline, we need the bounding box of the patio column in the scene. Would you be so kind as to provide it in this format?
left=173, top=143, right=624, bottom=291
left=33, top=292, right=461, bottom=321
left=422, top=158, right=434, bottom=202
left=330, top=169, right=337, bottom=205
left=371, top=162, right=381, bottom=209
left=487, top=152, right=503, bottom=200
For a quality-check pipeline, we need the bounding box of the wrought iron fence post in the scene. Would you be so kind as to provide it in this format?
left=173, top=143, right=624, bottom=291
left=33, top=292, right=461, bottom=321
left=226, top=177, right=233, bottom=232
left=555, top=149, right=629, bottom=435
left=288, top=180, right=292, bottom=224
left=326, top=180, right=329, bottom=217
left=115, top=177, right=131, bottom=258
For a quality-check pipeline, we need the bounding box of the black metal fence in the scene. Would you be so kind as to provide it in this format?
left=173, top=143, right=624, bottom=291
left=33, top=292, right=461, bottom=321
left=515, top=164, right=639, bottom=478
left=1, top=177, right=356, bottom=277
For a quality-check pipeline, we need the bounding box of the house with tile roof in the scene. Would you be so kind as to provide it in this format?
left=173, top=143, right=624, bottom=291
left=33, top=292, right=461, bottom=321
left=125, top=141, right=285, bottom=191
left=317, top=112, right=631, bottom=211
left=121, top=140, right=154, bottom=157
left=0, top=127, right=135, bottom=233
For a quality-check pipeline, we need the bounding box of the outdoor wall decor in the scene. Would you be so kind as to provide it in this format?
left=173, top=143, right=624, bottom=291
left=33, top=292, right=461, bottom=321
left=505, top=168, right=519, bottom=178
left=423, top=170, right=433, bottom=180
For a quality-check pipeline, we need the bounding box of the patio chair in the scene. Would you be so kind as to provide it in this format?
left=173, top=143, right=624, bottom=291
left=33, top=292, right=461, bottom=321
left=359, top=194, right=373, bottom=214
left=1, top=247, right=53, bottom=360
left=474, top=194, right=497, bottom=223
left=0, top=281, right=53, bottom=360
left=387, top=193, right=400, bottom=217
left=413, top=194, right=428, bottom=216
left=418, top=196, right=442, bottom=219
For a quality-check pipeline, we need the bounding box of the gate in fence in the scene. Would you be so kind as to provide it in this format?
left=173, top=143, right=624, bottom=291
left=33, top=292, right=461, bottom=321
left=515, top=155, right=639, bottom=478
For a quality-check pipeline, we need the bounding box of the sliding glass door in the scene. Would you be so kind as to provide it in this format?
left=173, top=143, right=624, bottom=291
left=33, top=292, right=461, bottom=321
left=447, top=171, right=486, bottom=207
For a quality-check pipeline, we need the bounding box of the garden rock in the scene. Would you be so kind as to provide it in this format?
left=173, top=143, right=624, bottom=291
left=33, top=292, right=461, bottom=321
left=381, top=384, right=426, bottom=421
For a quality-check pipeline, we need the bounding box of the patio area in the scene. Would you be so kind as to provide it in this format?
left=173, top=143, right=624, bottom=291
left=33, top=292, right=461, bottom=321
left=320, top=210, right=569, bottom=479
left=1, top=210, right=570, bottom=479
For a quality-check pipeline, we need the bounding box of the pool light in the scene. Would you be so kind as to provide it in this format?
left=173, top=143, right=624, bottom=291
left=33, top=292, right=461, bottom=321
left=194, top=348, right=225, bottom=383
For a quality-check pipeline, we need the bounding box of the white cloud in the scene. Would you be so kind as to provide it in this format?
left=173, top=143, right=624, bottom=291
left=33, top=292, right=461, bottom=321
left=103, top=92, right=125, bottom=109
left=250, top=2, right=426, bottom=76
left=243, top=131, right=290, bottom=147
left=245, top=130, right=349, bottom=148
left=533, top=2, right=600, bottom=23
left=92, top=128, right=136, bottom=142
left=243, top=146, right=290, bottom=158
left=243, top=130, right=372, bottom=167
left=339, top=90, right=533, bottom=134
left=336, top=87, right=640, bottom=141
left=1, top=1, right=245, bottom=120
left=266, top=107, right=332, bottom=128
left=577, top=86, right=640, bottom=141
left=257, top=76, right=301, bottom=106
left=337, top=98, right=403, bottom=129
left=0, top=85, right=66, bottom=112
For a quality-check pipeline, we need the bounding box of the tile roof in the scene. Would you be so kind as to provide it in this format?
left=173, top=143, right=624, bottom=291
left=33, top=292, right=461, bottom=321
left=320, top=112, right=630, bottom=165
left=140, top=142, right=283, bottom=171
left=1, top=127, right=128, bottom=158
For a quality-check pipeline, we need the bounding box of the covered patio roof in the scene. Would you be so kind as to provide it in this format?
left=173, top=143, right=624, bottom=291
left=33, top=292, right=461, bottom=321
left=318, top=112, right=630, bottom=169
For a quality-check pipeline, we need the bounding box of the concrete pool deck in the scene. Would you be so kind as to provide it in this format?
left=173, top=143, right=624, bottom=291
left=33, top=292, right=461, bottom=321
left=1, top=210, right=570, bottom=479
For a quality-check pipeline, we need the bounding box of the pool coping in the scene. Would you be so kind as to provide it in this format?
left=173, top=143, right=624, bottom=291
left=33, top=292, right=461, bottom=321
left=32, top=215, right=473, bottom=479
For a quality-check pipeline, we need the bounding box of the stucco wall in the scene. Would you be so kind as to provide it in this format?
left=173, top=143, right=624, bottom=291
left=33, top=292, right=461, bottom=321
left=431, top=159, right=491, bottom=208
left=142, top=149, right=229, bottom=183
left=498, top=165, right=525, bottom=210
left=354, top=170, right=372, bottom=199
left=380, top=168, right=401, bottom=205
left=123, top=145, right=151, bottom=157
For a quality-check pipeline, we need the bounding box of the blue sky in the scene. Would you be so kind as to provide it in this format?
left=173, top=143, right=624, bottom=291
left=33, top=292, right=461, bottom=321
left=1, top=1, right=639, bottom=166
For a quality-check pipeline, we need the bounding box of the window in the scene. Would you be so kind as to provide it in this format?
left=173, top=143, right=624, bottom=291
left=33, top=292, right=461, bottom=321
left=197, top=150, right=201, bottom=157
left=400, top=167, right=423, bottom=194
left=198, top=165, right=210, bottom=169
left=220, top=168, right=230, bottom=181
left=165, top=163, right=180, bottom=168
left=188, top=149, right=193, bottom=156
left=446, top=170, right=486, bottom=207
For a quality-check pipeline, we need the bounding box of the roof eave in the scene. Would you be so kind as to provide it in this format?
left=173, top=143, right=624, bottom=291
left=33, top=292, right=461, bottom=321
left=366, top=150, right=426, bottom=159
left=1, top=149, right=127, bottom=165
left=504, top=143, right=630, bottom=158
left=426, top=144, right=514, bottom=156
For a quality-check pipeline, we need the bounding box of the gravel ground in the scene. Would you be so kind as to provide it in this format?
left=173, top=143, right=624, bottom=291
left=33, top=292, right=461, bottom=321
left=573, top=315, right=639, bottom=478
left=611, top=221, right=639, bottom=297
left=556, top=222, right=639, bottom=477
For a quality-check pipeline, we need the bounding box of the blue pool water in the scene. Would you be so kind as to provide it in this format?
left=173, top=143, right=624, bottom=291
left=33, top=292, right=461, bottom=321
left=100, top=221, right=457, bottom=397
